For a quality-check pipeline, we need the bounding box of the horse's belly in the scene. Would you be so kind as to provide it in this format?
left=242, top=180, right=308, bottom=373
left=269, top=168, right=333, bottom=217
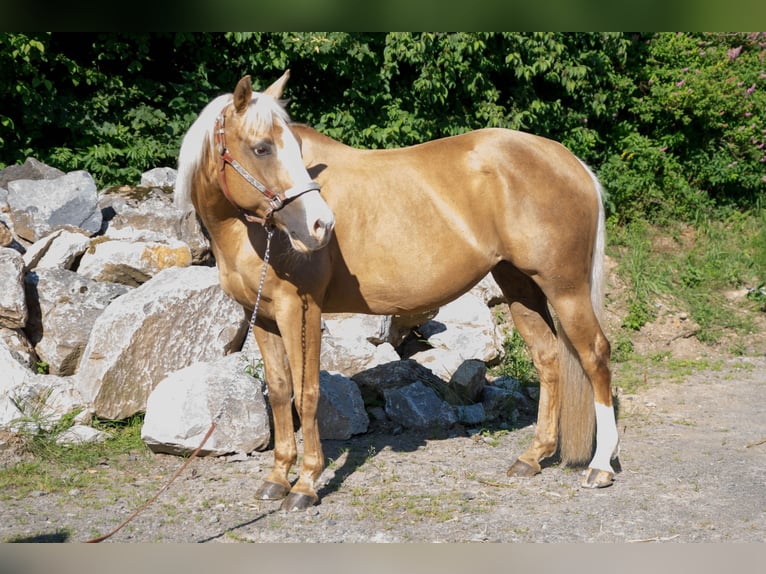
left=324, top=248, right=494, bottom=315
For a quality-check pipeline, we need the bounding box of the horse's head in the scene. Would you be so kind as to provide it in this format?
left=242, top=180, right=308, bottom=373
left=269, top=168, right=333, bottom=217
left=216, top=72, right=334, bottom=253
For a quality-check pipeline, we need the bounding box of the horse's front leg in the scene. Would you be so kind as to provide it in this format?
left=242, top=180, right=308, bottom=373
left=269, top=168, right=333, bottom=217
left=276, top=294, right=325, bottom=511
left=252, top=319, right=296, bottom=501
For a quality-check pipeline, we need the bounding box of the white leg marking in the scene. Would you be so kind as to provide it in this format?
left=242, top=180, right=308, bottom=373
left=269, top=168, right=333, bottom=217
left=589, top=402, right=619, bottom=472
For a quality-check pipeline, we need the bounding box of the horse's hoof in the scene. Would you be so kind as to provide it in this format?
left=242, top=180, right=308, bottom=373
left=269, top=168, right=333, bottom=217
left=581, top=467, right=614, bottom=489
left=256, top=480, right=290, bottom=500
left=280, top=491, right=318, bottom=512
left=506, top=459, right=540, bottom=478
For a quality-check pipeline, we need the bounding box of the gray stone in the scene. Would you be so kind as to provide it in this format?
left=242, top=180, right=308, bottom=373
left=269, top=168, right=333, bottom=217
left=351, top=359, right=462, bottom=408
left=454, top=402, right=486, bottom=425
left=0, top=157, right=64, bottom=189
left=318, top=371, right=369, bottom=440
left=408, top=348, right=465, bottom=382
left=383, top=381, right=457, bottom=430
left=322, top=312, right=428, bottom=347
left=141, top=353, right=270, bottom=456
left=448, top=359, right=487, bottom=403
left=0, top=248, right=27, bottom=329
left=320, top=333, right=400, bottom=377
left=481, top=385, right=518, bottom=421
left=140, top=167, right=177, bottom=188
left=7, top=171, right=102, bottom=242
left=102, top=188, right=210, bottom=264
left=0, top=340, right=86, bottom=432
left=470, top=274, right=506, bottom=306
left=77, top=238, right=192, bottom=286
left=75, top=265, right=248, bottom=420
left=0, top=221, right=12, bottom=247
left=23, top=228, right=91, bottom=271
left=56, top=425, right=108, bottom=445
left=417, top=292, right=503, bottom=365
left=23, top=268, right=129, bottom=375
left=0, top=327, right=37, bottom=368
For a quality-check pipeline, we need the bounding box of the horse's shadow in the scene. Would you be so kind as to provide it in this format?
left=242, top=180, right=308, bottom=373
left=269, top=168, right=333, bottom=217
left=313, top=388, right=622, bottom=502
left=314, top=402, right=540, bottom=502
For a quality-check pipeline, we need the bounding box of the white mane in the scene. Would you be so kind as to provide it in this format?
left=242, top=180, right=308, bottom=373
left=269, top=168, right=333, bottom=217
left=174, top=90, right=291, bottom=213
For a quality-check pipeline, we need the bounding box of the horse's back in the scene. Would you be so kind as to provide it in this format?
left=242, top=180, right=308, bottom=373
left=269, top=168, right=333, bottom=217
left=296, top=126, right=600, bottom=316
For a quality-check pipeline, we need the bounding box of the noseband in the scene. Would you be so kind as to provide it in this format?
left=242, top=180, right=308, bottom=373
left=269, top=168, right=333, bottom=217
left=214, top=106, right=320, bottom=225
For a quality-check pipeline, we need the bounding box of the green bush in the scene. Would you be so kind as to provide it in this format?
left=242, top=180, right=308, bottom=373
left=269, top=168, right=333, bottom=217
left=1, top=32, right=763, bottom=227
left=600, top=32, right=766, bottom=223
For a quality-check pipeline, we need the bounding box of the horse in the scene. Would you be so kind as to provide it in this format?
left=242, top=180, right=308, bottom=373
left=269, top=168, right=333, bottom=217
left=175, top=71, right=619, bottom=511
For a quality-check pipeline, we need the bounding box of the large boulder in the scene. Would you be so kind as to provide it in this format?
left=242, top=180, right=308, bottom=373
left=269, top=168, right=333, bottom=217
left=0, top=222, right=13, bottom=247
left=6, top=170, right=103, bottom=242
left=0, top=326, right=37, bottom=368
left=320, top=336, right=400, bottom=377
left=100, top=186, right=210, bottom=264
left=141, top=353, right=270, bottom=456
left=0, top=157, right=64, bottom=189
left=410, top=292, right=504, bottom=379
left=140, top=167, right=176, bottom=188
left=23, top=268, right=129, bottom=375
left=77, top=237, right=193, bottom=286
left=383, top=381, right=458, bottom=430
left=75, top=265, right=248, bottom=420
left=351, top=359, right=465, bottom=408
left=22, top=228, right=92, bottom=271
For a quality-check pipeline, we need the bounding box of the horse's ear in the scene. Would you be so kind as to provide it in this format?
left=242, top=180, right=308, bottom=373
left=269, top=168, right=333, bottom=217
left=263, top=70, right=290, bottom=99
left=233, top=75, right=253, bottom=113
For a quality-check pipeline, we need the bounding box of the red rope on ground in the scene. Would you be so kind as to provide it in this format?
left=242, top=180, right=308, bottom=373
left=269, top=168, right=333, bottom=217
left=84, top=420, right=217, bottom=543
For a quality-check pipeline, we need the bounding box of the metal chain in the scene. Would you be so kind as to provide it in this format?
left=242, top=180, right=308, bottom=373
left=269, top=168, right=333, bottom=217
left=247, top=225, right=275, bottom=343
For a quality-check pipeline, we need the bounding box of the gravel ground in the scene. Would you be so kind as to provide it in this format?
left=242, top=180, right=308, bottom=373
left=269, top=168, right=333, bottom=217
left=1, top=356, right=764, bottom=544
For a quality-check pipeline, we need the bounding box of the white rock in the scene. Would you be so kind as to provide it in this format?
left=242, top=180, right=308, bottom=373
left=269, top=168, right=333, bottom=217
left=77, top=238, right=192, bottom=286
left=56, top=424, right=108, bottom=445
left=75, top=266, right=248, bottom=420
left=141, top=353, right=269, bottom=456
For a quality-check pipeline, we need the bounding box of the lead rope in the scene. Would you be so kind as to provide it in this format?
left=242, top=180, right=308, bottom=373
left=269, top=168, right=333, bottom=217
left=85, top=226, right=274, bottom=543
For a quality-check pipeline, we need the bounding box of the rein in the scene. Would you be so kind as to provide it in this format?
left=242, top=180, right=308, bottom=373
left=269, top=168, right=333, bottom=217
left=214, top=105, right=320, bottom=225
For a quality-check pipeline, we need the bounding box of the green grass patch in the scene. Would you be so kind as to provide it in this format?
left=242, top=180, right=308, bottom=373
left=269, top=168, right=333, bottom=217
left=613, top=354, right=730, bottom=394
left=0, top=414, right=148, bottom=499
left=490, top=328, right=538, bottom=386
left=608, top=207, right=765, bottom=345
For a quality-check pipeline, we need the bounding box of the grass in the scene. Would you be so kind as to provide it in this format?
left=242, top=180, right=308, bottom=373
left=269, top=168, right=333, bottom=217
left=0, top=413, right=148, bottom=499
left=608, top=207, right=765, bottom=344
left=489, top=327, right=538, bottom=386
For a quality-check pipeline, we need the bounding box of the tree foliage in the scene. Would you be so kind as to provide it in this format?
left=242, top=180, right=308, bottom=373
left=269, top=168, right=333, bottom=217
left=1, top=32, right=764, bottom=223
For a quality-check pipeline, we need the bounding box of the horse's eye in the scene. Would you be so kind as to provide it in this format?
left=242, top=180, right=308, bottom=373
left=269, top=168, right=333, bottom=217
left=253, top=143, right=271, bottom=157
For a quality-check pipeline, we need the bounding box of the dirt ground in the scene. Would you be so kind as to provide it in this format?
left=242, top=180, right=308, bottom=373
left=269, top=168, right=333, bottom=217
left=1, top=256, right=765, bottom=543
left=1, top=355, right=764, bottom=543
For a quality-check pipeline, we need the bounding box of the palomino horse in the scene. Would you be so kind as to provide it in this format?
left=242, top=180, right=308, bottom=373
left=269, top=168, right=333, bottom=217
left=176, top=72, right=619, bottom=511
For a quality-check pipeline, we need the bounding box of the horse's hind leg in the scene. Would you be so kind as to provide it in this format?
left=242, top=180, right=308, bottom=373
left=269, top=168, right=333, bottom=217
left=252, top=320, right=296, bottom=501
left=549, top=289, right=619, bottom=488
left=491, top=263, right=561, bottom=477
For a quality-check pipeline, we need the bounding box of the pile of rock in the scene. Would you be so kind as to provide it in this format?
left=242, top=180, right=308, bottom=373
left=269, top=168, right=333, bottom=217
left=0, top=158, right=532, bottom=458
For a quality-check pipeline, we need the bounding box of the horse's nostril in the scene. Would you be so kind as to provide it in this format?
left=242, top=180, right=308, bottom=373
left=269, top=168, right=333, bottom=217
left=314, top=217, right=335, bottom=238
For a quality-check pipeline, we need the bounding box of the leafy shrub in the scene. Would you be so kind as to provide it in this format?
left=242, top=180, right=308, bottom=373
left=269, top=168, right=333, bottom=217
left=600, top=32, right=766, bottom=223
left=1, top=32, right=763, bottom=226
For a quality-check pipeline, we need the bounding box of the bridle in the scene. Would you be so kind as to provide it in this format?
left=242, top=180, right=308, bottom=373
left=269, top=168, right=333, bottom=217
left=214, top=105, right=320, bottom=226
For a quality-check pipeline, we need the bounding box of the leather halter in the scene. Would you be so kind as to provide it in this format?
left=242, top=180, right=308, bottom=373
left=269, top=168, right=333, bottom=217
left=214, top=105, right=321, bottom=225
